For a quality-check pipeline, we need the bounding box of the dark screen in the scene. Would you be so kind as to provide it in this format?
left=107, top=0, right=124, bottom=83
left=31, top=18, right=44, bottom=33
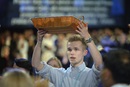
left=0, top=0, right=126, bottom=28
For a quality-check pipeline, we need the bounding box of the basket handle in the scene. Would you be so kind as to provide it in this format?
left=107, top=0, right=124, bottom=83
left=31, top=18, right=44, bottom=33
left=78, top=16, right=84, bottom=22
left=77, top=16, right=87, bottom=27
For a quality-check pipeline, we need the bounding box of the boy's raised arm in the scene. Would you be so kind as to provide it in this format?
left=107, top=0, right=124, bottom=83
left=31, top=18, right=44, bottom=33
left=32, top=30, right=47, bottom=71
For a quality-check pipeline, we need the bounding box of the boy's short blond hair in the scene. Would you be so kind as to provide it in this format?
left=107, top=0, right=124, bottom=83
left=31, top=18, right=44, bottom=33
left=68, top=35, right=87, bottom=50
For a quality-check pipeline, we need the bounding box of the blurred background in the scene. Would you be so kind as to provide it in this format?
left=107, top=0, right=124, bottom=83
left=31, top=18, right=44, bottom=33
left=0, top=0, right=130, bottom=30
left=0, top=0, right=130, bottom=70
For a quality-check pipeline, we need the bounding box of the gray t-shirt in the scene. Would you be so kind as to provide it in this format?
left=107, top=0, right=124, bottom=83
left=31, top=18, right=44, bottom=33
left=37, top=62, right=100, bottom=87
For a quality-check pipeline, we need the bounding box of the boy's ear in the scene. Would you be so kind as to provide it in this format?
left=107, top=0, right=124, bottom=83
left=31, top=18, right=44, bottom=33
left=84, top=50, right=88, bottom=56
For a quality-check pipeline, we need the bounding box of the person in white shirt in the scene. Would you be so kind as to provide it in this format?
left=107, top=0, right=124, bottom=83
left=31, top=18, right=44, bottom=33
left=32, top=21, right=103, bottom=87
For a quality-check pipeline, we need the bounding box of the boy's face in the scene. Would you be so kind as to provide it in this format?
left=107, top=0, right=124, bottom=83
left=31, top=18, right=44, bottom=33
left=67, top=41, right=87, bottom=67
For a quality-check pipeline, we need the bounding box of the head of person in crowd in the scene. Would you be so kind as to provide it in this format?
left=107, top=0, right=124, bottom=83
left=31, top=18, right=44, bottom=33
left=0, top=45, right=10, bottom=60
left=47, top=57, right=62, bottom=68
left=0, top=68, right=34, bottom=87
left=101, top=49, right=130, bottom=87
left=13, top=58, right=34, bottom=76
left=67, top=35, right=88, bottom=67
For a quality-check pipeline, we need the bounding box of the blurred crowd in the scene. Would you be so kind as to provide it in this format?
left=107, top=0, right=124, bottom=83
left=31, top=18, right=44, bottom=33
left=0, top=27, right=130, bottom=87
left=0, top=27, right=130, bottom=71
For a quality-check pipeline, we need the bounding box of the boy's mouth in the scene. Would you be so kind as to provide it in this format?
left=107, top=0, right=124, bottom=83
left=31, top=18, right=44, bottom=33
left=70, top=57, right=76, bottom=60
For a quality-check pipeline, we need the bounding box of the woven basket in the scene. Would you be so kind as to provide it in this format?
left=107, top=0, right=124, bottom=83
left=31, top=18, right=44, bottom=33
left=31, top=16, right=85, bottom=34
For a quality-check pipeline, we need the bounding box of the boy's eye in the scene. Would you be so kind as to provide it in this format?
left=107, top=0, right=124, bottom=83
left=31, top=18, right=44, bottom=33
left=67, top=48, right=72, bottom=51
left=74, top=48, right=78, bottom=51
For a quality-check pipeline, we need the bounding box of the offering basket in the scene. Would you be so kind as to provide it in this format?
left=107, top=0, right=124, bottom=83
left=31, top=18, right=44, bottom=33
left=31, top=16, right=85, bottom=34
